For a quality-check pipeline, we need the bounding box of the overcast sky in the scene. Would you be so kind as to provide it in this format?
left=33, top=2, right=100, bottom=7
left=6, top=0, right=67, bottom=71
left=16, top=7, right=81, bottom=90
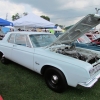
left=1, top=0, right=100, bottom=28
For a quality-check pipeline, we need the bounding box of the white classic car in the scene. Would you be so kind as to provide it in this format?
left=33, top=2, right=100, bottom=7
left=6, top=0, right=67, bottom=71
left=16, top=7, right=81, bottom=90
left=0, top=14, right=100, bottom=93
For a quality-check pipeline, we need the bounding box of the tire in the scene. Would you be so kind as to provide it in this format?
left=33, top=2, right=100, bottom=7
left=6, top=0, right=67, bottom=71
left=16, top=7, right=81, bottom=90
left=1, top=57, right=9, bottom=64
left=0, top=52, right=3, bottom=59
left=44, top=67, right=68, bottom=93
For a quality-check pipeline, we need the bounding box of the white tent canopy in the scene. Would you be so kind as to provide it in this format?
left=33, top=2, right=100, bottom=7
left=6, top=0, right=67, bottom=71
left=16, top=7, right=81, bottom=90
left=13, top=13, right=55, bottom=28
left=54, top=26, right=62, bottom=31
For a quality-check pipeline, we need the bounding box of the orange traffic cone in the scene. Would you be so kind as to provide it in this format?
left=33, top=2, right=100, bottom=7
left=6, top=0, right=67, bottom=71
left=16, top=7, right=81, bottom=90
left=0, top=95, right=3, bottom=100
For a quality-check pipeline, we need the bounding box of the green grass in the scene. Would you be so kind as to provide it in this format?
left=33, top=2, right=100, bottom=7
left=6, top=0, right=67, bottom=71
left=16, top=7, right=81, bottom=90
left=0, top=62, right=100, bottom=100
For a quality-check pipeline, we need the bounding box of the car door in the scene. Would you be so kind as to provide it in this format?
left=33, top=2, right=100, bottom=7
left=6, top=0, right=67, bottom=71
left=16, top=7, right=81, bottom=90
left=2, top=33, right=16, bottom=60
left=11, top=33, right=34, bottom=70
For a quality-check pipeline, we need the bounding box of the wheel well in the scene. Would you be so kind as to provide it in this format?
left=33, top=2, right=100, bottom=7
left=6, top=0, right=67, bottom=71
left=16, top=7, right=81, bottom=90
left=41, top=65, right=63, bottom=75
left=0, top=52, right=3, bottom=59
left=41, top=65, right=52, bottom=75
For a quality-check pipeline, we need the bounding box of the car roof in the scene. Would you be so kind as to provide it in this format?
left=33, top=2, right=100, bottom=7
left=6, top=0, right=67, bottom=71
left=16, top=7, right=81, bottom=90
left=7, top=31, right=52, bottom=35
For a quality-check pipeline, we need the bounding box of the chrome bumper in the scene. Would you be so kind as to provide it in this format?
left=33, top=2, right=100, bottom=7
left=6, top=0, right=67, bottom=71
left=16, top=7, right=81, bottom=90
left=78, top=73, right=100, bottom=87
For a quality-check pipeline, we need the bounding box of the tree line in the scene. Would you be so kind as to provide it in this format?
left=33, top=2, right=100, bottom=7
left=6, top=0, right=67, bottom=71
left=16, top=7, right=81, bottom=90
left=12, top=12, right=50, bottom=21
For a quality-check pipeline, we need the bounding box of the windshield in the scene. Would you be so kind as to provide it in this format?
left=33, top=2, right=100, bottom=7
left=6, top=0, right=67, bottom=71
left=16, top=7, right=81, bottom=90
left=94, top=34, right=100, bottom=39
left=29, top=34, right=56, bottom=47
left=77, top=35, right=91, bottom=43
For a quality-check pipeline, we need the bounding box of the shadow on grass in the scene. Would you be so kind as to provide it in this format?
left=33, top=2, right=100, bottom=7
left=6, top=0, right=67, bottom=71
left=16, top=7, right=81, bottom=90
left=0, top=61, right=100, bottom=100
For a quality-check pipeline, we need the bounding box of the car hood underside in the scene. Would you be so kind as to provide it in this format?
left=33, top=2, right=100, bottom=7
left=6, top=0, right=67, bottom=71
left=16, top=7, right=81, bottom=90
left=50, top=14, right=100, bottom=46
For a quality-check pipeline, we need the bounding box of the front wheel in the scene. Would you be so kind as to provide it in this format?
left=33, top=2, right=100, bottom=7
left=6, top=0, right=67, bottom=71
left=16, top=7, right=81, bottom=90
left=44, top=67, right=68, bottom=93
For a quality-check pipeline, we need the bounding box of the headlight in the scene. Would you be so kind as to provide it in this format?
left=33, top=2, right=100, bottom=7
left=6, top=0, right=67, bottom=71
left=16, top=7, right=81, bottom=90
left=89, top=64, right=100, bottom=76
left=89, top=68, right=95, bottom=76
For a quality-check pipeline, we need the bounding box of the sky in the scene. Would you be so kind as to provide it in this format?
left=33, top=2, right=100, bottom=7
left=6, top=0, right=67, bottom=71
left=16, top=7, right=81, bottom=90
left=1, top=0, right=100, bottom=28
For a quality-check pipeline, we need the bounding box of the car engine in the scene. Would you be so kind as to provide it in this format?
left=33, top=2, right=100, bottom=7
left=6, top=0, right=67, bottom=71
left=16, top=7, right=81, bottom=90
left=50, top=44, right=100, bottom=64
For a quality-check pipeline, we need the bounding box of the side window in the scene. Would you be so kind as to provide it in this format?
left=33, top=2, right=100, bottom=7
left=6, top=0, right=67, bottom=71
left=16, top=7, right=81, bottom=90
left=15, top=34, right=26, bottom=46
left=8, top=34, right=15, bottom=43
left=26, top=36, right=31, bottom=48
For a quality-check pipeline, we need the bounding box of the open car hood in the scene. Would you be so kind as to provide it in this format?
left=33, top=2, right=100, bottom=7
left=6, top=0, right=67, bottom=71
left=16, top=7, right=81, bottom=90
left=49, top=14, right=100, bottom=46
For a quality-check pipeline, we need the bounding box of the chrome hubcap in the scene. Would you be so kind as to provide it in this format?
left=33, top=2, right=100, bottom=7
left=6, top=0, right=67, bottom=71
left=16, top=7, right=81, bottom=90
left=51, top=75, right=58, bottom=84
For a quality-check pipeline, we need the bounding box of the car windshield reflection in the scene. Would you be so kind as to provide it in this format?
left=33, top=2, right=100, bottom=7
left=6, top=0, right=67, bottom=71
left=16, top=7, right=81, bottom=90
left=29, top=34, right=56, bottom=47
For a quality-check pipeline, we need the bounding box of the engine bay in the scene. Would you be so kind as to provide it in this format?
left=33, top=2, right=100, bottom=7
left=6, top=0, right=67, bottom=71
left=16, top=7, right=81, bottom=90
left=50, top=44, right=100, bottom=64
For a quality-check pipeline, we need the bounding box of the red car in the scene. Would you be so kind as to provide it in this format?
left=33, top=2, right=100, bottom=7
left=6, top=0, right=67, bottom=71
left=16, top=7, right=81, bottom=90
left=85, top=33, right=96, bottom=40
left=91, top=38, right=100, bottom=45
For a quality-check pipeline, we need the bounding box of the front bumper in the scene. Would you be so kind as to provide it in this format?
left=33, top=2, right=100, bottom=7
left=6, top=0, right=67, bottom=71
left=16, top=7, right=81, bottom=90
left=78, top=73, right=100, bottom=87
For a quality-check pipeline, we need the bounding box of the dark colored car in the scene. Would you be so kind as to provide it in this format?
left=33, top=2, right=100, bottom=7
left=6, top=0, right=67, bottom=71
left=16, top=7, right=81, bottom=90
left=75, top=35, right=100, bottom=51
left=54, top=32, right=63, bottom=37
left=75, top=41, right=100, bottom=51
left=0, top=31, right=5, bottom=40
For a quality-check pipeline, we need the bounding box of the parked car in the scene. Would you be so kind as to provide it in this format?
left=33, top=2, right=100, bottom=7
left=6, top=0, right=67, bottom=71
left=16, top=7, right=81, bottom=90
left=91, top=37, right=100, bottom=45
left=75, top=35, right=100, bottom=51
left=86, top=33, right=95, bottom=40
left=0, top=14, right=100, bottom=93
left=54, top=32, right=63, bottom=37
left=0, top=31, right=5, bottom=40
left=54, top=28, right=100, bottom=51
left=75, top=42, right=100, bottom=51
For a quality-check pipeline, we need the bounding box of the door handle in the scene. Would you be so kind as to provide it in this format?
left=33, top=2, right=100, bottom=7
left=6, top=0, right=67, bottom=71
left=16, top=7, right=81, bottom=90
left=13, top=44, right=17, bottom=47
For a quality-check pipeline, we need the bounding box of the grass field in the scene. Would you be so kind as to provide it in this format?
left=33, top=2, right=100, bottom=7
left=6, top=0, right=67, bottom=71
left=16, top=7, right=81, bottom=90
left=0, top=62, right=100, bottom=100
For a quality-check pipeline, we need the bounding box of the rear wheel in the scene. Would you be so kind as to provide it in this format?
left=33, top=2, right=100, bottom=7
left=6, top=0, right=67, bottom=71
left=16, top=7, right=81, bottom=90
left=0, top=52, right=3, bottom=59
left=1, top=56, right=9, bottom=64
left=44, top=67, right=68, bottom=93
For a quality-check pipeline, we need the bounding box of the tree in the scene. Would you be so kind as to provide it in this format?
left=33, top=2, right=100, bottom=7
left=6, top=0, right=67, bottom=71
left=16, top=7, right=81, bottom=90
left=64, top=25, right=73, bottom=30
left=55, top=24, right=65, bottom=29
left=55, top=24, right=58, bottom=26
left=12, top=13, right=20, bottom=21
left=40, top=15, right=50, bottom=21
left=23, top=12, right=28, bottom=16
left=12, top=12, right=28, bottom=21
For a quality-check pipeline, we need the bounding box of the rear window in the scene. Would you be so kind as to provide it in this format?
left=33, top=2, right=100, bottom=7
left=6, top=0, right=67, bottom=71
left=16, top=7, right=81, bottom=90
left=15, top=34, right=26, bottom=46
left=8, top=34, right=15, bottom=43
